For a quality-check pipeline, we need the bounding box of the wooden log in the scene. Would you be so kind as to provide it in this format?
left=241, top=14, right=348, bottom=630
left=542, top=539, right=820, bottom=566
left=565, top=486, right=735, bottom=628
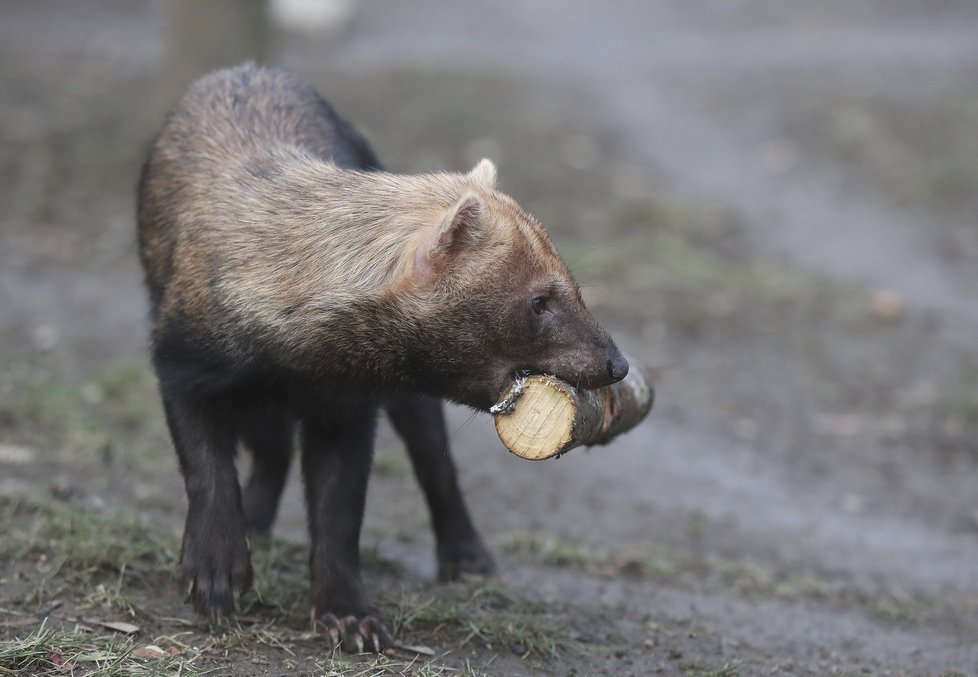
left=491, top=366, right=654, bottom=461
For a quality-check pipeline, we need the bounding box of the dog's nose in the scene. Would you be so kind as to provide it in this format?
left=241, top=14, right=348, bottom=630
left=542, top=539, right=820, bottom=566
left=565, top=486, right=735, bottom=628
left=607, top=354, right=629, bottom=382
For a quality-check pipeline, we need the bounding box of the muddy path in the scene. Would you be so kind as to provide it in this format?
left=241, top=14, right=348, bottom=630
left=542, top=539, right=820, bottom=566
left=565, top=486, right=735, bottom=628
left=2, top=1, right=978, bottom=675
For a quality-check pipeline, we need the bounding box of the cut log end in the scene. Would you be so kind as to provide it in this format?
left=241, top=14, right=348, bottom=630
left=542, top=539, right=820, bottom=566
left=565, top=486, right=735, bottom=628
left=493, top=367, right=654, bottom=461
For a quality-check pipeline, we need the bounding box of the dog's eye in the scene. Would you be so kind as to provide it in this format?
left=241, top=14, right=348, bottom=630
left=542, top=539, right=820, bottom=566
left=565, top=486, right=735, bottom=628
left=531, top=296, right=548, bottom=315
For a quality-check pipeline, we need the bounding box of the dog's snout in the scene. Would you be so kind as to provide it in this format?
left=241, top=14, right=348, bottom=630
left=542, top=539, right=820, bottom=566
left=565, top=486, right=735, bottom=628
left=607, top=354, right=629, bottom=382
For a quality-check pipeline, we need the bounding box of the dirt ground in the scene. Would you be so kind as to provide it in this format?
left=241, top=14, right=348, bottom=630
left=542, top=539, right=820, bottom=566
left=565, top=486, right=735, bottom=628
left=2, top=1, right=978, bottom=675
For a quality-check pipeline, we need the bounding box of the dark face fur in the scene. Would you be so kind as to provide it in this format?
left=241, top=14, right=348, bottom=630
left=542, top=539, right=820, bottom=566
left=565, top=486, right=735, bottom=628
left=413, top=190, right=628, bottom=411
left=474, top=254, right=628, bottom=409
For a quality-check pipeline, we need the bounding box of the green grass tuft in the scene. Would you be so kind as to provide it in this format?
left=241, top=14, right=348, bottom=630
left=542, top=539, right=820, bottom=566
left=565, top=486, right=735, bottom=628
left=0, top=494, right=177, bottom=608
left=0, top=358, right=168, bottom=470
left=385, top=581, right=574, bottom=659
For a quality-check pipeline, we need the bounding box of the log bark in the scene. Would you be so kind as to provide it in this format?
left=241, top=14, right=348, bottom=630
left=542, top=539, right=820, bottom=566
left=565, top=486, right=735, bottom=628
left=492, top=367, right=654, bottom=461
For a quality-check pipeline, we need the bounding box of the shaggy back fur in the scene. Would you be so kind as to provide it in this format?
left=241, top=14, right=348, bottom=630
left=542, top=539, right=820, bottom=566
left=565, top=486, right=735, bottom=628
left=138, top=64, right=620, bottom=409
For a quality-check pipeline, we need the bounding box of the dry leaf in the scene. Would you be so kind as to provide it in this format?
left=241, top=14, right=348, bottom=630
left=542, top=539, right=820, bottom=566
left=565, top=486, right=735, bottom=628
left=0, top=617, right=39, bottom=628
left=94, top=620, right=139, bottom=634
left=133, top=645, right=167, bottom=659
left=390, top=642, right=435, bottom=656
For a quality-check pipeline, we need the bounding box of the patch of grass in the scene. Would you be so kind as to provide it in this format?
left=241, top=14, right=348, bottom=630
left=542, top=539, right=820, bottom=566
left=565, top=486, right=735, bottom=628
left=2, top=616, right=486, bottom=677
left=385, top=581, right=574, bottom=659
left=682, top=662, right=741, bottom=677
left=500, top=532, right=600, bottom=572
left=315, top=652, right=487, bottom=677
left=499, top=529, right=969, bottom=630
left=501, top=531, right=683, bottom=584
left=1, top=498, right=575, bottom=673
left=0, top=494, right=177, bottom=607
left=244, top=536, right=309, bottom=620
left=3, top=495, right=310, bottom=622
left=709, top=560, right=828, bottom=602
left=616, top=552, right=682, bottom=582
left=909, top=390, right=978, bottom=461
left=0, top=358, right=168, bottom=471
left=0, top=620, right=207, bottom=677
left=0, top=361, right=76, bottom=441
left=863, top=595, right=915, bottom=624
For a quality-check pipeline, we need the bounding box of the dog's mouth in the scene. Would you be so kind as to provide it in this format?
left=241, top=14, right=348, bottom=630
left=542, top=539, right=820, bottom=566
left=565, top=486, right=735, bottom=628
left=487, top=369, right=535, bottom=412
left=488, top=370, right=536, bottom=415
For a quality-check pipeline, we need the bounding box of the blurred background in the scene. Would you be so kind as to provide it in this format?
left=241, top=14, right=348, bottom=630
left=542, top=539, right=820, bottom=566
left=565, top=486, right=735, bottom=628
left=1, top=1, right=977, bottom=674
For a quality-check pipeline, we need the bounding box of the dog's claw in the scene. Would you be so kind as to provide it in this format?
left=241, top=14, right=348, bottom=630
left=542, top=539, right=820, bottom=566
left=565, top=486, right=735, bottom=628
left=314, top=610, right=394, bottom=654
